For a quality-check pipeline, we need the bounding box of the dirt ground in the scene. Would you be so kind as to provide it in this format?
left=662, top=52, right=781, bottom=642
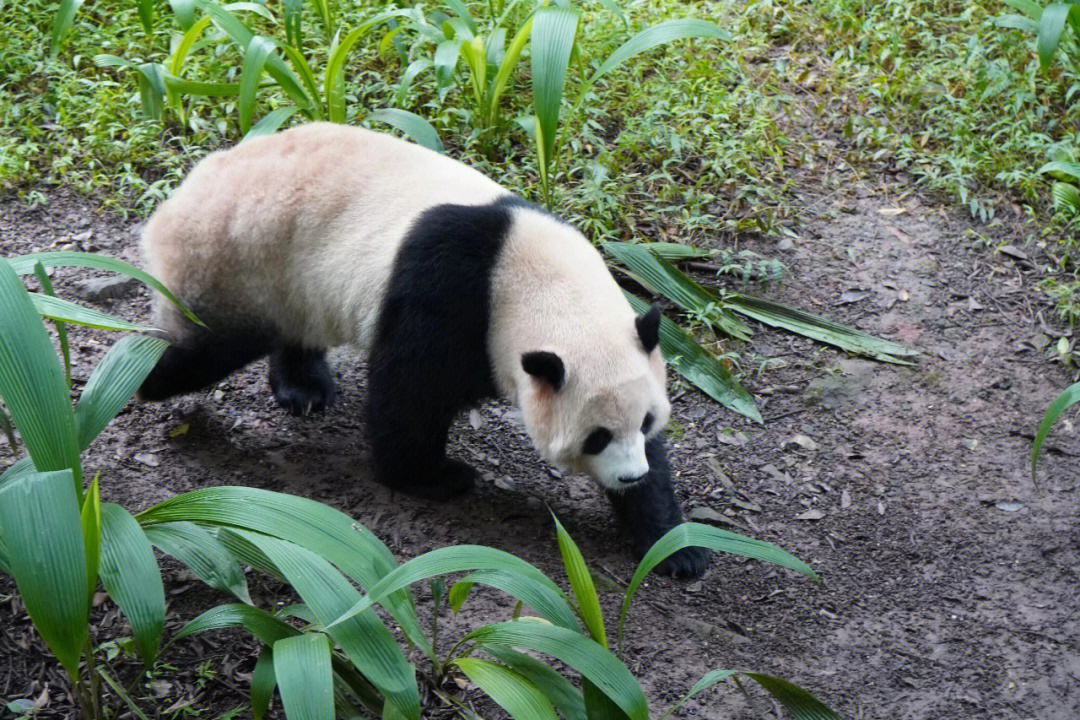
left=1, top=177, right=1079, bottom=720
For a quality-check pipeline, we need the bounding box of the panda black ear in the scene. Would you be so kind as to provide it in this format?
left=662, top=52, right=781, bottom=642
left=521, top=351, right=565, bottom=391
left=636, top=306, right=661, bottom=353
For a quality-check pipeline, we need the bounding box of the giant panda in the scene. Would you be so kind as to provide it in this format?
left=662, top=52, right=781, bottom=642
left=137, top=122, right=708, bottom=578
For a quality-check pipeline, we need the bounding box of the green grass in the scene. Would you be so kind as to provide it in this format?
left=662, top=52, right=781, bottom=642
left=5, top=0, right=1080, bottom=316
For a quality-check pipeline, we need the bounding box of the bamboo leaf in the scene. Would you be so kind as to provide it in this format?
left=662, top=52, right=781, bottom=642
left=143, top=521, right=251, bottom=602
left=100, top=503, right=166, bottom=668
left=1032, top=380, right=1080, bottom=476
left=235, top=530, right=421, bottom=720
left=32, top=262, right=70, bottom=387
left=29, top=293, right=156, bottom=333
left=637, top=242, right=715, bottom=261
left=8, top=251, right=201, bottom=326
left=605, top=242, right=751, bottom=340
left=137, top=486, right=430, bottom=659
left=466, top=621, right=649, bottom=720
left=745, top=672, right=843, bottom=720
left=1038, top=4, right=1073, bottom=70
left=164, top=76, right=242, bottom=97
left=80, top=475, right=102, bottom=603
left=243, top=106, right=300, bottom=141
left=0, top=469, right=87, bottom=678
left=624, top=292, right=761, bottom=422
left=74, top=336, right=168, bottom=450
left=617, top=523, right=817, bottom=648
left=274, top=635, right=335, bottom=720
left=170, top=0, right=198, bottom=30
left=136, top=0, right=154, bottom=34
left=584, top=19, right=729, bottom=91
left=367, top=109, right=444, bottom=153
left=324, top=13, right=399, bottom=123
left=487, top=17, right=533, bottom=125
left=551, top=515, right=605, bottom=646
left=451, top=658, right=559, bottom=720
left=49, top=0, right=85, bottom=59
left=530, top=7, right=579, bottom=193
left=482, top=647, right=586, bottom=720
left=726, top=293, right=918, bottom=363
left=251, top=647, right=276, bottom=720
left=325, top=545, right=570, bottom=631
left=1039, top=160, right=1080, bottom=182
left=0, top=258, right=81, bottom=487
left=454, top=570, right=580, bottom=631
left=240, top=35, right=275, bottom=134
left=394, top=58, right=433, bottom=105
left=175, top=603, right=299, bottom=645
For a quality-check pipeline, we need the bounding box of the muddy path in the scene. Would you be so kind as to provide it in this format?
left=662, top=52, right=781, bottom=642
left=1, top=179, right=1078, bottom=719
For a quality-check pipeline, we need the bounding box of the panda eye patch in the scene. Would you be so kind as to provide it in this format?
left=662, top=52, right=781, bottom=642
left=582, top=428, right=612, bottom=455
left=641, top=413, right=654, bottom=434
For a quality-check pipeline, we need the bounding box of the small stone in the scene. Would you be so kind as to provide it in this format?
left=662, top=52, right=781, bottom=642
left=494, top=476, right=515, bottom=491
left=213, top=390, right=226, bottom=402
left=840, top=489, right=852, bottom=509
left=685, top=580, right=703, bottom=593
left=795, top=508, right=825, bottom=520
left=71, top=275, right=139, bottom=302
left=134, top=452, right=159, bottom=467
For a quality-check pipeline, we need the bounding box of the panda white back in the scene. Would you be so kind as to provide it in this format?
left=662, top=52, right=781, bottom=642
left=138, top=123, right=708, bottom=578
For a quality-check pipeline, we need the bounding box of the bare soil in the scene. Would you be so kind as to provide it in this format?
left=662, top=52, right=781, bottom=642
left=1, top=178, right=1079, bottom=720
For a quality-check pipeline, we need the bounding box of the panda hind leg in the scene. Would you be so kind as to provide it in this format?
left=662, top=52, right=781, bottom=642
left=605, top=435, right=709, bottom=579
left=269, top=344, right=336, bottom=416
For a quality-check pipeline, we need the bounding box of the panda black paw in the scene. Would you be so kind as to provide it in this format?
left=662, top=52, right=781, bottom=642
left=647, top=544, right=709, bottom=579
left=269, top=346, right=336, bottom=416
left=398, top=459, right=477, bottom=501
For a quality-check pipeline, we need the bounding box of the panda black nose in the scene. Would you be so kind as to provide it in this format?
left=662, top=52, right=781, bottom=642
left=618, top=474, right=647, bottom=485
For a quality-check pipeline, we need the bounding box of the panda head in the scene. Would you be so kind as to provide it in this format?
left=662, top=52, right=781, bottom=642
left=519, top=306, right=670, bottom=491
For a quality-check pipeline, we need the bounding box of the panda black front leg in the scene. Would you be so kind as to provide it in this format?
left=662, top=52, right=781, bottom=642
left=606, top=435, right=710, bottom=578
left=269, top=344, right=336, bottom=415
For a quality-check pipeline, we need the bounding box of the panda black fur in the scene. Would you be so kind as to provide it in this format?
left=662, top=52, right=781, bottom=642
left=138, top=123, right=708, bottom=578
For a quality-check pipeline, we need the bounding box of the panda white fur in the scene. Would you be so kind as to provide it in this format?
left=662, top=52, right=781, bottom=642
left=138, top=122, right=708, bottom=577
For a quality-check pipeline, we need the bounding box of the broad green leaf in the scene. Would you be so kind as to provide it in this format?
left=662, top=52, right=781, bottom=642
left=624, top=292, right=761, bottom=423
left=482, top=647, right=586, bottom=720
left=225, top=1, right=277, bottom=21
left=367, top=109, right=444, bottom=153
left=444, top=0, right=478, bottom=35
left=585, top=19, right=729, bottom=91
left=0, top=404, right=15, bottom=451
left=466, top=621, right=649, bottom=720
left=394, top=58, right=433, bottom=105
left=451, top=658, right=558, bottom=720
left=1002, top=0, right=1043, bottom=20
left=434, top=39, right=462, bottom=97
left=618, top=523, right=817, bottom=648
left=274, top=635, right=335, bottom=720
left=80, top=475, right=102, bottom=603
left=279, top=44, right=323, bottom=109
left=240, top=35, right=275, bottom=134
left=1038, top=4, right=1074, bottom=70
left=454, top=570, right=580, bottom=631
left=32, top=261, right=70, bottom=387
left=605, top=242, right=751, bottom=340
left=8, top=251, right=201, bottom=326
left=638, top=242, right=715, bottom=261
left=175, top=603, right=299, bottom=645
left=137, top=487, right=430, bottom=658
left=1039, top=159, right=1080, bottom=182
left=0, top=470, right=87, bottom=678
left=584, top=678, right=630, bottom=720
left=143, top=521, right=251, bottom=602
left=137, top=62, right=167, bottom=120
left=243, top=106, right=300, bottom=142
left=1051, top=181, right=1080, bottom=215
left=448, top=580, right=475, bottom=613
left=49, top=0, right=85, bottom=59
left=324, top=12, right=400, bottom=122
left=164, top=76, right=242, bottom=97
left=216, top=527, right=285, bottom=580
left=100, top=503, right=165, bottom=668
left=0, top=258, right=81, bottom=487
left=29, top=294, right=155, bottom=333
left=745, top=672, right=843, bottom=720
left=530, top=7, right=579, bottom=192
left=74, top=336, right=168, bottom=450
left=235, top=530, right=421, bottom=720
left=1032, top=380, right=1080, bottom=475
left=726, top=293, right=918, bottom=363
left=993, top=13, right=1039, bottom=33
left=194, top=0, right=314, bottom=112
left=325, top=545, right=568, bottom=631
left=659, top=668, right=736, bottom=719
left=487, top=17, right=533, bottom=125
left=136, top=0, right=154, bottom=33
left=0, top=538, right=10, bottom=576
left=251, top=647, right=276, bottom=720
left=170, top=0, right=198, bottom=30
left=0, top=457, right=35, bottom=492
left=552, top=515, right=605, bottom=646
